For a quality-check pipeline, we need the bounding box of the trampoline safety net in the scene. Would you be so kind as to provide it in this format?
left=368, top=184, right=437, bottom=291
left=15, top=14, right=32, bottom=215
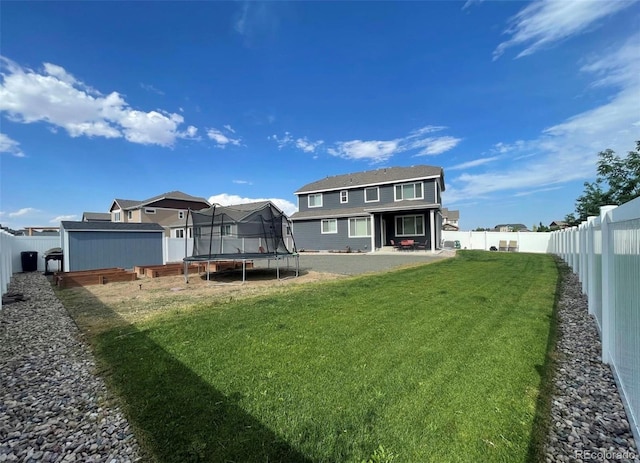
left=184, top=201, right=297, bottom=260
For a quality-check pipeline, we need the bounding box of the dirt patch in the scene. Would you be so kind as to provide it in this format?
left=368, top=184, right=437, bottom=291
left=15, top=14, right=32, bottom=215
left=55, top=268, right=346, bottom=335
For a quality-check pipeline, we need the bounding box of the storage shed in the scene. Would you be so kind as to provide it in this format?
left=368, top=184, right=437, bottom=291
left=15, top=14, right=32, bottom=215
left=60, top=221, right=164, bottom=272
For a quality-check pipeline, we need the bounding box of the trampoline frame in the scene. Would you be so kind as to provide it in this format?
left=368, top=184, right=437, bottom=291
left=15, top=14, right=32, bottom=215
left=183, top=252, right=299, bottom=283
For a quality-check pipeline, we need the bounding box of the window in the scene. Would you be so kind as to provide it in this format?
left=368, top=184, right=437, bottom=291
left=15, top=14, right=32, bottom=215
left=286, top=226, right=292, bottom=236
left=221, top=224, right=232, bottom=236
left=395, top=215, right=425, bottom=236
left=175, top=229, right=185, bottom=238
left=348, top=217, right=371, bottom=238
left=145, top=208, right=156, bottom=214
left=364, top=187, right=379, bottom=202
left=321, top=219, right=338, bottom=234
left=113, top=211, right=121, bottom=222
left=178, top=210, right=185, bottom=220
left=127, top=211, right=133, bottom=220
left=308, top=193, right=323, bottom=208
left=340, top=190, right=348, bottom=204
left=394, top=182, right=423, bottom=201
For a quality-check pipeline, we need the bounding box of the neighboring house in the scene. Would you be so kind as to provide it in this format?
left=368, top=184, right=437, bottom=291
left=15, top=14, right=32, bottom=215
left=109, top=190, right=210, bottom=236
left=494, top=223, right=529, bottom=232
left=441, top=208, right=460, bottom=231
left=82, top=212, right=111, bottom=222
left=549, top=220, right=568, bottom=230
left=290, top=165, right=445, bottom=252
left=168, top=200, right=295, bottom=252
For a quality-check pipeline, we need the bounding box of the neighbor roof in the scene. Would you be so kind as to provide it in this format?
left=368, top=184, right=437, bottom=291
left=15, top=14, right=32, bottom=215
left=295, top=165, right=444, bottom=194
left=82, top=212, right=111, bottom=222
left=111, top=190, right=210, bottom=211
left=61, top=221, right=164, bottom=231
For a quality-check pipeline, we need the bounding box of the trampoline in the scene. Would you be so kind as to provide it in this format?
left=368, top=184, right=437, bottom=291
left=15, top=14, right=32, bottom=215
left=182, top=201, right=299, bottom=283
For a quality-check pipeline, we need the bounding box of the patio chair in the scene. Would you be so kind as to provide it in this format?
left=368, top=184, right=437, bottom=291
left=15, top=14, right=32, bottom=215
left=415, top=239, right=429, bottom=251
left=390, top=240, right=401, bottom=251
left=498, top=240, right=508, bottom=251
left=508, top=240, right=518, bottom=252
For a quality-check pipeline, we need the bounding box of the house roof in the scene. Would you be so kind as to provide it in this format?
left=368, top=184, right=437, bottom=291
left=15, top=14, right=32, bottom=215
left=295, top=165, right=444, bottom=194
left=549, top=220, right=568, bottom=227
left=82, top=212, right=111, bottom=222
left=168, top=201, right=285, bottom=228
left=61, top=221, right=164, bottom=232
left=441, top=208, right=459, bottom=220
left=493, top=223, right=529, bottom=231
left=111, top=190, right=210, bottom=211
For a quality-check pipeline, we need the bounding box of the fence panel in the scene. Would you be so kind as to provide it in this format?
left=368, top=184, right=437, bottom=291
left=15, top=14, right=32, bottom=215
left=441, top=230, right=552, bottom=253
left=550, top=199, right=640, bottom=445
left=13, top=236, right=61, bottom=272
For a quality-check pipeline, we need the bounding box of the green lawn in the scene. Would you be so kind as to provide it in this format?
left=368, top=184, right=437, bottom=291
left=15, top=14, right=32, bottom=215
left=89, top=251, right=559, bottom=463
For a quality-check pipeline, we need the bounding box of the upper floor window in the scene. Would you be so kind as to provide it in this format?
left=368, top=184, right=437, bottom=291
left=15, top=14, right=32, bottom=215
left=394, top=182, right=423, bottom=201
left=175, top=229, right=185, bottom=238
left=178, top=210, right=186, bottom=220
left=145, top=208, right=156, bottom=214
left=321, top=219, right=338, bottom=234
left=221, top=224, right=232, bottom=236
left=308, top=193, right=323, bottom=208
left=113, top=211, right=122, bottom=222
left=127, top=211, right=133, bottom=220
left=364, top=187, right=379, bottom=203
left=340, top=190, right=348, bottom=204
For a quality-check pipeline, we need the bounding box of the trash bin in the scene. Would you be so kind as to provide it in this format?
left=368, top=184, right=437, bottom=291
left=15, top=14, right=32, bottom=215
left=21, top=251, right=38, bottom=272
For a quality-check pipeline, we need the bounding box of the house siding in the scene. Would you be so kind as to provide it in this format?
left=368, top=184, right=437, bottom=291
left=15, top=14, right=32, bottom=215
left=293, top=219, right=372, bottom=252
left=297, top=179, right=439, bottom=212
left=66, top=231, right=163, bottom=271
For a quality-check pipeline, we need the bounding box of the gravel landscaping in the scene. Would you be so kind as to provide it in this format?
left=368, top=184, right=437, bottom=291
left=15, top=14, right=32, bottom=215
left=1, top=259, right=638, bottom=462
left=545, top=268, right=638, bottom=463
left=0, top=272, right=141, bottom=462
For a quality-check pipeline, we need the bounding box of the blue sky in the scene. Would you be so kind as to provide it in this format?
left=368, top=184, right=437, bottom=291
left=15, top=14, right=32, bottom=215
left=1, top=1, right=639, bottom=231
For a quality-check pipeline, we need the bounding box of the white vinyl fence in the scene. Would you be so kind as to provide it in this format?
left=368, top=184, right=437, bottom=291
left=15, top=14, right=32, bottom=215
left=1, top=232, right=61, bottom=309
left=442, top=230, right=552, bottom=253
left=549, top=198, right=640, bottom=444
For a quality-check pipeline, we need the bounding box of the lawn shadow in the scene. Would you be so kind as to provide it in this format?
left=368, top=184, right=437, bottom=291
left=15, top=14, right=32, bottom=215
left=201, top=267, right=306, bottom=283
left=526, top=256, right=565, bottom=463
left=57, top=284, right=313, bottom=463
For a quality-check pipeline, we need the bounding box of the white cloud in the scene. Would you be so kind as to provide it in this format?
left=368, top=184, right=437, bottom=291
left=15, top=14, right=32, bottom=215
left=206, top=127, right=241, bottom=147
left=268, top=132, right=294, bottom=149
left=448, top=156, right=500, bottom=171
left=268, top=132, right=324, bottom=154
left=328, top=140, right=400, bottom=163
left=493, top=0, right=636, bottom=60
left=328, top=126, right=461, bottom=162
left=233, top=179, right=253, bottom=185
left=223, top=124, right=236, bottom=133
left=446, top=34, right=640, bottom=205
left=0, top=56, right=196, bottom=147
left=208, top=193, right=297, bottom=216
left=140, top=83, right=165, bottom=95
left=8, top=207, right=38, bottom=217
left=50, top=214, right=77, bottom=223
left=514, top=186, right=563, bottom=197
left=0, top=133, right=25, bottom=157
left=462, top=0, right=484, bottom=11
left=295, top=137, right=324, bottom=153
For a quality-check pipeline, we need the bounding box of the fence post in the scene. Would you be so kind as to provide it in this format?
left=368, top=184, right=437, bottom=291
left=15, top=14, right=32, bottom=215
left=600, top=205, right=617, bottom=364
left=585, top=216, right=598, bottom=316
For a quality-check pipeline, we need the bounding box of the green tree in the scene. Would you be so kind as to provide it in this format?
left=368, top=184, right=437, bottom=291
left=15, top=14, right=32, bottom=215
left=568, top=141, right=640, bottom=224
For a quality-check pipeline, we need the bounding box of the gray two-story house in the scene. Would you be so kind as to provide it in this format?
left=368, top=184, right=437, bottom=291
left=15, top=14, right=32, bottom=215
left=291, top=165, right=445, bottom=252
